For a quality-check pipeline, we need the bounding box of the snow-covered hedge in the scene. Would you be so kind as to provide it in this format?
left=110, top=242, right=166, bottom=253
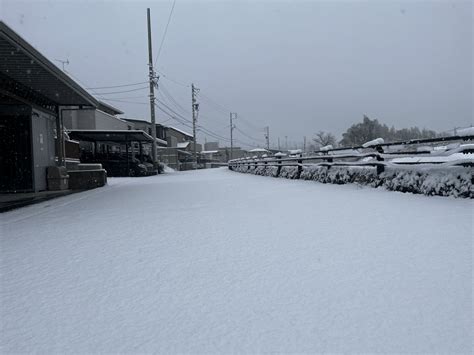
left=380, top=166, right=472, bottom=198
left=279, top=166, right=299, bottom=179
left=230, top=163, right=472, bottom=198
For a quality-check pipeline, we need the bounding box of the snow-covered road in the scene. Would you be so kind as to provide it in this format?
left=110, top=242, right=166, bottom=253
left=1, top=168, right=472, bottom=353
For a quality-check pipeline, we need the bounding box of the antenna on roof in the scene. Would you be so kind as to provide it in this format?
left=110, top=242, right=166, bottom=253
left=54, top=58, right=69, bottom=71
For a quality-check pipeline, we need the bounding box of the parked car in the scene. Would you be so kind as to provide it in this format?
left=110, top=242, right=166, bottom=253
left=81, top=155, right=148, bottom=177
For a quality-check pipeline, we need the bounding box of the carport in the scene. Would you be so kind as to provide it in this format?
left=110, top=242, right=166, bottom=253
left=68, top=129, right=159, bottom=176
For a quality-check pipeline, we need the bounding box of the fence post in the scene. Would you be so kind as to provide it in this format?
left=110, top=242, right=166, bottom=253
left=276, top=155, right=282, bottom=177
left=297, top=153, right=303, bottom=179
left=376, top=156, right=384, bottom=174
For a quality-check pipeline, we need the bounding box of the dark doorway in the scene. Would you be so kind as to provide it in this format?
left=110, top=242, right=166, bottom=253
left=0, top=105, right=33, bottom=192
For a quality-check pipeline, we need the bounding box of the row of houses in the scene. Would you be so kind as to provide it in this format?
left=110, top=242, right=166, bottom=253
left=0, top=21, right=246, bottom=210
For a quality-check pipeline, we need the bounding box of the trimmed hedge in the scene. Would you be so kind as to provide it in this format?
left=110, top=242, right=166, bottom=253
left=230, top=164, right=473, bottom=198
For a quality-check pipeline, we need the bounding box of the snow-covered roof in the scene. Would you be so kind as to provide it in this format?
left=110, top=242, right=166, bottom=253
left=391, top=153, right=473, bottom=164
left=362, top=138, right=384, bottom=148
left=169, top=126, right=193, bottom=138
left=248, top=148, right=268, bottom=153
left=201, top=150, right=219, bottom=154
left=155, top=137, right=168, bottom=146
left=288, top=149, right=302, bottom=154
left=98, top=101, right=124, bottom=115
left=320, top=145, right=333, bottom=152
left=457, top=127, right=474, bottom=137
left=177, top=141, right=190, bottom=149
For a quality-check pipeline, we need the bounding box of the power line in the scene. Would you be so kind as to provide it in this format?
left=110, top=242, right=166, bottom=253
left=96, top=95, right=148, bottom=100
left=94, top=86, right=150, bottom=95
left=155, top=102, right=233, bottom=144
left=235, top=127, right=266, bottom=143
left=197, top=92, right=231, bottom=114
left=154, top=0, right=177, bottom=65
left=156, top=69, right=190, bottom=87
left=197, top=91, right=265, bottom=133
left=85, top=81, right=148, bottom=90
left=97, top=98, right=148, bottom=105
left=159, top=83, right=190, bottom=114
left=156, top=98, right=193, bottom=124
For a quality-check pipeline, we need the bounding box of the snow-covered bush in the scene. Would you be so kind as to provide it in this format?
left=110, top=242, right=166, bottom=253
left=267, top=166, right=279, bottom=177
left=381, top=167, right=472, bottom=198
left=254, top=165, right=267, bottom=176
left=279, top=166, right=299, bottom=179
left=231, top=161, right=472, bottom=198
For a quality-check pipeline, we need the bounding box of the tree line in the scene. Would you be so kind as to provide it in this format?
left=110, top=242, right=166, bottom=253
left=313, top=115, right=438, bottom=149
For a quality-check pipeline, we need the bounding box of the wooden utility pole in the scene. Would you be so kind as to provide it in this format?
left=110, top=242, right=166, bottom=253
left=230, top=112, right=237, bottom=160
left=191, top=83, right=199, bottom=168
left=147, top=8, right=157, bottom=167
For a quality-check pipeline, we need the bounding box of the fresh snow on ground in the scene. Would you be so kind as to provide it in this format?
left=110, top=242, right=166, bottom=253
left=1, top=168, right=472, bottom=353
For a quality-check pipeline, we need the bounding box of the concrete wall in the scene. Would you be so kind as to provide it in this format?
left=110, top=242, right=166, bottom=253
left=94, top=110, right=131, bottom=130
left=131, top=120, right=152, bottom=134
left=204, top=142, right=219, bottom=150
left=218, top=147, right=246, bottom=162
left=63, top=109, right=130, bottom=131
left=166, top=127, right=193, bottom=143
left=167, top=135, right=178, bottom=148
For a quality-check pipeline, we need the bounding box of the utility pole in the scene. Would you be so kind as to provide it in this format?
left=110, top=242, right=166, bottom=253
left=230, top=112, right=237, bottom=160
left=303, top=136, right=306, bottom=152
left=264, top=126, right=270, bottom=150
left=285, top=136, right=288, bottom=150
left=191, top=83, right=199, bottom=168
left=147, top=8, right=157, bottom=167
left=278, top=137, right=280, bottom=151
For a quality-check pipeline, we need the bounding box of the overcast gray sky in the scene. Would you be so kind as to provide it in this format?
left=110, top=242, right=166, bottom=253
left=1, top=0, right=472, bottom=148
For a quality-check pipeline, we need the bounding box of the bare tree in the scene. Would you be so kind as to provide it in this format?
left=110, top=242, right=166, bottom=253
left=313, top=131, right=337, bottom=148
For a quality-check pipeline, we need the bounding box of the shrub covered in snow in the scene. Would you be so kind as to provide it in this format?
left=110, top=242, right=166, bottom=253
left=230, top=162, right=472, bottom=198
left=279, top=166, right=299, bottom=179
left=381, top=166, right=472, bottom=198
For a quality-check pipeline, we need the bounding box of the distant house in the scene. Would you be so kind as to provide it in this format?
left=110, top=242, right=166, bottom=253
left=122, top=119, right=202, bottom=170
left=124, top=118, right=167, bottom=142
left=204, top=142, right=219, bottom=151
left=217, top=146, right=246, bottom=162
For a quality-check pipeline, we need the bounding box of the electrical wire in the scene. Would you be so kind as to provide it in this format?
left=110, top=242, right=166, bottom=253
left=197, top=92, right=231, bottom=113
left=93, top=86, right=150, bottom=95
left=85, top=81, right=148, bottom=90
left=154, top=0, right=177, bottom=65
left=96, top=98, right=149, bottom=105
left=235, top=127, right=266, bottom=143
left=159, top=83, right=190, bottom=114
left=156, top=69, right=189, bottom=87
left=155, top=103, right=234, bottom=143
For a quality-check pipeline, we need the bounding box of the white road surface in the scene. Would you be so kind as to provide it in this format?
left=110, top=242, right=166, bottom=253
left=1, top=168, right=472, bottom=353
